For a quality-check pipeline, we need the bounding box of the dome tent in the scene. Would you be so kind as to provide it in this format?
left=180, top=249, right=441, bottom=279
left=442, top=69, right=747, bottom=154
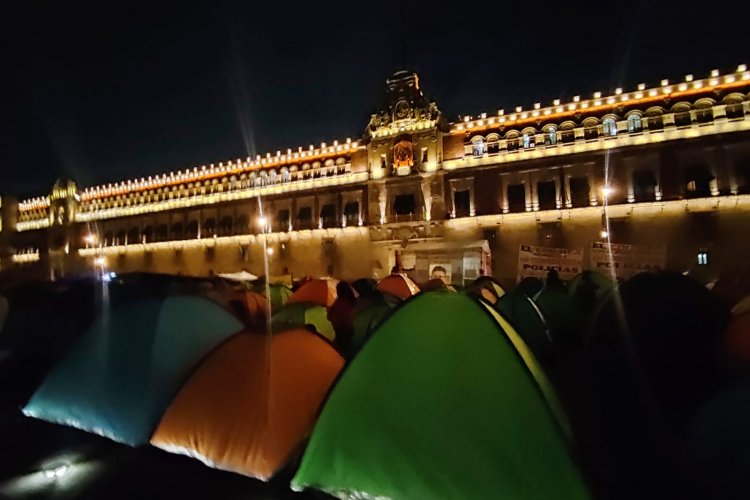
left=291, top=291, right=588, bottom=500
left=151, top=328, right=344, bottom=481
left=23, top=295, right=243, bottom=446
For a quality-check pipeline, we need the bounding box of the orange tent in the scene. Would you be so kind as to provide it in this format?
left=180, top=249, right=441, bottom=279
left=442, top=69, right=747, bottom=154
left=150, top=328, right=344, bottom=481
left=724, top=311, right=750, bottom=363
left=288, top=278, right=339, bottom=308
left=376, top=274, right=420, bottom=301
left=242, top=290, right=269, bottom=326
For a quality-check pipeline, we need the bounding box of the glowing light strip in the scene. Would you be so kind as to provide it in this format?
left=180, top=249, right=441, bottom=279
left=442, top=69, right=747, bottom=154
left=11, top=250, right=40, bottom=263
left=453, top=70, right=750, bottom=134
left=75, top=172, right=368, bottom=222
left=77, top=226, right=369, bottom=256
left=79, top=142, right=360, bottom=202
left=16, top=219, right=50, bottom=232
left=445, top=194, right=750, bottom=230
left=444, top=117, right=750, bottom=170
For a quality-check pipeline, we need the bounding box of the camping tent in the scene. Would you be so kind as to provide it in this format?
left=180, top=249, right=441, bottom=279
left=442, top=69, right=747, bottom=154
left=292, top=291, right=587, bottom=499
left=23, top=295, right=243, bottom=446
left=151, top=328, right=343, bottom=481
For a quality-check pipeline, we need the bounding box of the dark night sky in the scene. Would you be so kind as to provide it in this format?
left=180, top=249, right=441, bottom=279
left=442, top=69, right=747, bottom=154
left=1, top=0, right=748, bottom=198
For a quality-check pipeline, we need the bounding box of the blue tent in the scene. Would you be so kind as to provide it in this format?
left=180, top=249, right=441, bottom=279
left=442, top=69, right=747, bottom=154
left=23, top=295, right=242, bottom=446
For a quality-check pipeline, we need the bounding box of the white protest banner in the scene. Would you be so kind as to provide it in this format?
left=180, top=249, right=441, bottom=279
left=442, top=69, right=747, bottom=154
left=590, top=242, right=666, bottom=281
left=517, top=244, right=584, bottom=282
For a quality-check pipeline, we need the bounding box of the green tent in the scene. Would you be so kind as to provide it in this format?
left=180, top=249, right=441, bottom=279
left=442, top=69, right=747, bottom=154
left=292, top=292, right=588, bottom=499
left=271, top=302, right=335, bottom=341
left=262, top=283, right=293, bottom=311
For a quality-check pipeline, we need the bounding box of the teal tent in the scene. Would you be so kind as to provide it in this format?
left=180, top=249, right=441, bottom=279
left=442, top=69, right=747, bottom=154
left=292, top=292, right=588, bottom=499
left=23, top=295, right=242, bottom=446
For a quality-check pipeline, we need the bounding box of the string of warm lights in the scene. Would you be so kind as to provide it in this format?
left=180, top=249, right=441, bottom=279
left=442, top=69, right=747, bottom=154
left=11, top=249, right=40, bottom=263
left=453, top=65, right=749, bottom=134
left=77, top=139, right=360, bottom=202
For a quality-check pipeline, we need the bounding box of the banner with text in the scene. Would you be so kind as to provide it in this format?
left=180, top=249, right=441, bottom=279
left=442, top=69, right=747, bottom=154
left=590, top=242, right=666, bottom=281
left=517, top=245, right=584, bottom=282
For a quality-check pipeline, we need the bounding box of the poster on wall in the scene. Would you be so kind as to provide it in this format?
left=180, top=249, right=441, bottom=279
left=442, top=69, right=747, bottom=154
left=590, top=242, right=666, bottom=282
left=516, top=245, right=584, bottom=282
left=429, top=263, right=452, bottom=285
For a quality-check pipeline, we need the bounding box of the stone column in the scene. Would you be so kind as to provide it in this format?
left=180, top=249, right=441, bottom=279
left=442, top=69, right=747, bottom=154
left=554, top=171, right=562, bottom=209
left=587, top=165, right=598, bottom=207
left=469, top=182, right=476, bottom=217
left=653, top=165, right=663, bottom=201
left=524, top=175, right=532, bottom=212
left=563, top=173, right=572, bottom=208
left=500, top=175, right=509, bottom=214
left=627, top=165, right=635, bottom=203
left=530, top=172, right=539, bottom=211
left=379, top=184, right=387, bottom=224
left=421, top=175, right=433, bottom=221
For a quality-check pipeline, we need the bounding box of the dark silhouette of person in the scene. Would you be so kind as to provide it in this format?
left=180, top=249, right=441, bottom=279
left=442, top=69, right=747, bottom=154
left=328, top=282, right=357, bottom=356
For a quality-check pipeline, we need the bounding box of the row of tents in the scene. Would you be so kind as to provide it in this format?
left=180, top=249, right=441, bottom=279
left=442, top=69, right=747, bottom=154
left=1, top=268, right=749, bottom=499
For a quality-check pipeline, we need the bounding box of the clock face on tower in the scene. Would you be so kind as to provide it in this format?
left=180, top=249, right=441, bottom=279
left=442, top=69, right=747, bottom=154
left=394, top=99, right=410, bottom=120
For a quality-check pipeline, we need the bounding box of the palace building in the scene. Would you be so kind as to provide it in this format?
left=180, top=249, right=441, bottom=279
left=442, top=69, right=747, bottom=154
left=2, top=66, right=750, bottom=287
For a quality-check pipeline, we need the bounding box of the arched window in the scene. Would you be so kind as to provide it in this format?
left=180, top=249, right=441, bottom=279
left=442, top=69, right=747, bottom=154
left=582, top=117, right=600, bottom=140
left=673, top=102, right=692, bottom=127
left=521, top=128, right=536, bottom=149
left=281, top=168, right=290, bottom=183
left=471, top=136, right=485, bottom=157
left=268, top=169, right=278, bottom=184
left=505, top=131, right=520, bottom=151
left=486, top=133, right=500, bottom=154
left=723, top=94, right=746, bottom=119
left=645, top=107, right=665, bottom=130
left=560, top=122, right=576, bottom=143
left=694, top=99, right=715, bottom=124
left=603, top=117, right=618, bottom=136
left=627, top=113, right=643, bottom=133
left=543, top=125, right=557, bottom=146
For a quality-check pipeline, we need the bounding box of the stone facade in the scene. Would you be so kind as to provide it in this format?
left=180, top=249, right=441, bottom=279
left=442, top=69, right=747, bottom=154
left=3, top=67, right=750, bottom=288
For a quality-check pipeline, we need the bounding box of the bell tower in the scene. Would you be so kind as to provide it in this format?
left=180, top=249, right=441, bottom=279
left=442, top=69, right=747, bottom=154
left=47, top=177, right=79, bottom=279
left=365, top=71, right=449, bottom=225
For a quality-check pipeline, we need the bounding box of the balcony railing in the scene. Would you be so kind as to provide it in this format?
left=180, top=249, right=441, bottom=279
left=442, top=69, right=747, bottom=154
left=461, top=102, right=750, bottom=162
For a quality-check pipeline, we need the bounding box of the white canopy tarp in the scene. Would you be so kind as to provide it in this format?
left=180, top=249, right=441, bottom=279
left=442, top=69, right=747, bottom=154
left=218, top=271, right=259, bottom=282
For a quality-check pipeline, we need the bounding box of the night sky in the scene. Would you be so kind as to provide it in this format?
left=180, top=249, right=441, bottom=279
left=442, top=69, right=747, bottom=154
left=1, top=0, right=748, bottom=198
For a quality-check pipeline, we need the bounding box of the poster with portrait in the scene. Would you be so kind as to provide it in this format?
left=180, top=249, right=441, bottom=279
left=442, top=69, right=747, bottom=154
left=516, top=244, right=583, bottom=282
left=590, top=242, right=666, bottom=282
left=429, top=263, right=452, bottom=285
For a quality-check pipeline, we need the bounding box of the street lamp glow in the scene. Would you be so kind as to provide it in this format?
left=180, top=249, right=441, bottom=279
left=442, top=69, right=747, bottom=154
left=601, top=186, right=613, bottom=198
left=94, top=256, right=107, bottom=267
left=256, top=216, right=267, bottom=228
left=43, top=464, right=69, bottom=479
left=84, top=234, right=97, bottom=245
left=600, top=230, right=609, bottom=239
left=266, top=247, right=274, bottom=256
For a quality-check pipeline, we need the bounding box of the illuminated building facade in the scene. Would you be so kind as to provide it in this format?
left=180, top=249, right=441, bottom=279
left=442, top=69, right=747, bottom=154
left=2, top=66, right=750, bottom=286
